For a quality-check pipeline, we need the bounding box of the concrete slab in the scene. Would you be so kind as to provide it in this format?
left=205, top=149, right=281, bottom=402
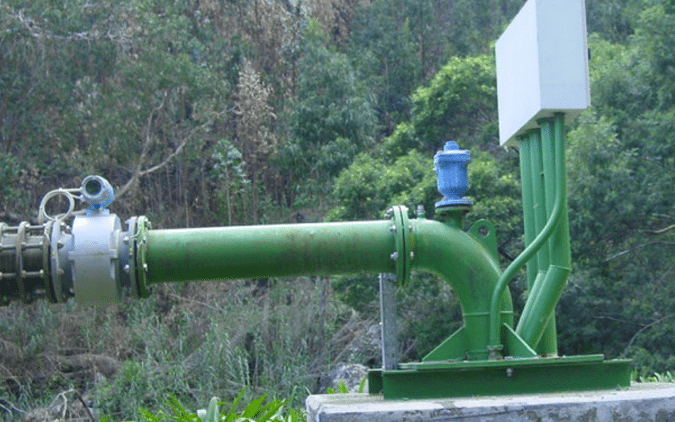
left=306, top=383, right=675, bottom=421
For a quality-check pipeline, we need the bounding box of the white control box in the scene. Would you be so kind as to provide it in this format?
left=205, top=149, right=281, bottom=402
left=496, top=0, right=590, bottom=146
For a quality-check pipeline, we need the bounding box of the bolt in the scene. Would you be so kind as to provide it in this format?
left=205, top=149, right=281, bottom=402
left=143, top=263, right=148, bottom=272
left=390, top=252, right=398, bottom=261
left=123, top=236, right=130, bottom=245
left=124, top=264, right=130, bottom=273
left=416, top=205, right=425, bottom=218
left=506, top=368, right=514, bottom=378
left=389, top=225, right=396, bottom=232
left=410, top=251, right=414, bottom=260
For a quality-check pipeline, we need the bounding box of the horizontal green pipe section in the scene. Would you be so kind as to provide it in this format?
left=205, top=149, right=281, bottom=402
left=145, top=221, right=397, bottom=283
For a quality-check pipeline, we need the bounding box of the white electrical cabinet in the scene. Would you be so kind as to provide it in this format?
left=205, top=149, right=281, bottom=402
left=496, top=0, right=589, bottom=146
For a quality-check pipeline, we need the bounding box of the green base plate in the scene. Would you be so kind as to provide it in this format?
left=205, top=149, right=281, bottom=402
left=368, top=355, right=631, bottom=400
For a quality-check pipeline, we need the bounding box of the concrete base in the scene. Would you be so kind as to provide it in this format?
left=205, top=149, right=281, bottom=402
left=306, top=383, right=675, bottom=421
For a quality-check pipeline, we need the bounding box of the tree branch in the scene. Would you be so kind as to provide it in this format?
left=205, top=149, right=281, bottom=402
left=116, top=93, right=217, bottom=199
left=605, top=241, right=675, bottom=262
left=645, top=224, right=675, bottom=235
left=623, top=314, right=675, bottom=356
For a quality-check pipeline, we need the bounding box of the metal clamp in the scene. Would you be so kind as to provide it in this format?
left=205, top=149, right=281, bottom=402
left=389, top=205, right=411, bottom=286
left=129, top=216, right=151, bottom=299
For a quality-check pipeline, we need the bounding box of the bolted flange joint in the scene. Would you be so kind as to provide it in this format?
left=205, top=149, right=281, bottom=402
left=387, top=205, right=411, bottom=286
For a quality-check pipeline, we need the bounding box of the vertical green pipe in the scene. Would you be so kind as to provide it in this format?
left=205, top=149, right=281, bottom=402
left=518, top=137, right=537, bottom=292
left=552, top=113, right=572, bottom=273
left=541, top=120, right=557, bottom=260
left=529, top=130, right=551, bottom=274
left=537, top=119, right=559, bottom=355
left=516, top=129, right=549, bottom=351
left=515, top=114, right=571, bottom=349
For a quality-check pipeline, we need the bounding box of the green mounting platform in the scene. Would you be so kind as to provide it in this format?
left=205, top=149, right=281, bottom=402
left=368, top=355, right=631, bottom=400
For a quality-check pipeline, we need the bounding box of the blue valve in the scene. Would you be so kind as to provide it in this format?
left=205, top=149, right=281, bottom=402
left=434, top=141, right=472, bottom=209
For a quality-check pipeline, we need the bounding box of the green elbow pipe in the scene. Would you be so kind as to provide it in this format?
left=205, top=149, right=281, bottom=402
left=412, top=218, right=513, bottom=360
left=142, top=215, right=513, bottom=360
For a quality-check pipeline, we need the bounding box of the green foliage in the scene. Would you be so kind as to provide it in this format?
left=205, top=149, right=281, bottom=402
left=212, top=140, right=251, bottom=226
left=348, top=0, right=420, bottom=129
left=633, top=369, right=675, bottom=384
left=138, top=389, right=303, bottom=422
left=328, top=150, right=435, bottom=221
left=383, top=54, right=498, bottom=156
left=278, top=20, right=377, bottom=194
left=5, top=0, right=675, bottom=413
left=326, top=378, right=366, bottom=394
left=557, top=2, right=675, bottom=375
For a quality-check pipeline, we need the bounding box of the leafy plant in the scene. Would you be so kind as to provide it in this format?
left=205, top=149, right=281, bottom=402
left=326, top=378, right=367, bottom=394
left=138, top=390, right=304, bottom=422
left=633, top=371, right=675, bottom=383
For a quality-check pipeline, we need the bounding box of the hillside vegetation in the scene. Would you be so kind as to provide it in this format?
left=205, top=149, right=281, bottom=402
left=2, top=0, right=675, bottom=419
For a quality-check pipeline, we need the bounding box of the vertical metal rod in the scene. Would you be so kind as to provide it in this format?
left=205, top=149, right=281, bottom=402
left=379, top=273, right=398, bottom=370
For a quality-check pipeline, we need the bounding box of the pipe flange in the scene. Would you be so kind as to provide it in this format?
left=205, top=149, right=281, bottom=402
left=390, top=205, right=411, bottom=286
left=130, top=216, right=151, bottom=299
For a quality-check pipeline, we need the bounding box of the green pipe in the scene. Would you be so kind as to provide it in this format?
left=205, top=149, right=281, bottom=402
left=524, top=121, right=557, bottom=354
left=488, top=114, right=569, bottom=353
left=552, top=113, right=572, bottom=275
left=411, top=218, right=513, bottom=360
left=518, top=136, right=537, bottom=291
left=517, top=130, right=552, bottom=353
left=536, top=119, right=559, bottom=354
left=144, top=216, right=513, bottom=361
left=529, top=130, right=551, bottom=274
left=145, top=221, right=397, bottom=283
left=516, top=113, right=571, bottom=349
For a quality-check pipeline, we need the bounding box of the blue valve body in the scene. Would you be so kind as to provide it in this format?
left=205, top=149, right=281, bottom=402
left=434, top=141, right=472, bottom=209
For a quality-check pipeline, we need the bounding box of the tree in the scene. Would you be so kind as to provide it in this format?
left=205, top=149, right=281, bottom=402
left=277, top=20, right=376, bottom=203
left=557, top=1, right=675, bottom=373
left=348, top=0, right=420, bottom=132
left=233, top=60, right=277, bottom=222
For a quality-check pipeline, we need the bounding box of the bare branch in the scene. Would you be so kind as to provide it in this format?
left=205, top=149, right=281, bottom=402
left=605, top=241, right=675, bottom=262
left=623, top=314, right=675, bottom=356
left=116, top=93, right=168, bottom=198
left=645, top=224, right=675, bottom=235
left=6, top=5, right=133, bottom=46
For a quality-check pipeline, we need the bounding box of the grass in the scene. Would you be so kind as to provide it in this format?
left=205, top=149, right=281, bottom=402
left=0, top=278, right=372, bottom=421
